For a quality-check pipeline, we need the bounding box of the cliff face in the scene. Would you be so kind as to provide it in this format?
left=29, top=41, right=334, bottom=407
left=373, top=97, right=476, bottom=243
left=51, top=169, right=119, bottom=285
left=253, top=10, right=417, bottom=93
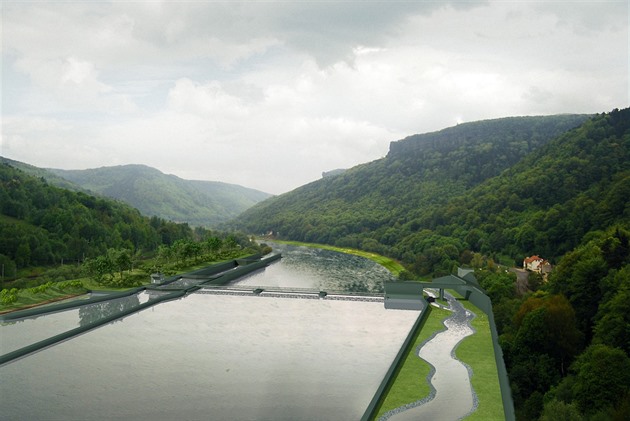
left=322, top=168, right=347, bottom=178
left=387, top=114, right=590, bottom=160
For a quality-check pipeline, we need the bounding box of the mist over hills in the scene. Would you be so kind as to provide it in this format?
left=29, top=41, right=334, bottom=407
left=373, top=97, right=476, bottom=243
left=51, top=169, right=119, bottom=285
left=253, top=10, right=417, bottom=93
left=0, top=158, right=272, bottom=227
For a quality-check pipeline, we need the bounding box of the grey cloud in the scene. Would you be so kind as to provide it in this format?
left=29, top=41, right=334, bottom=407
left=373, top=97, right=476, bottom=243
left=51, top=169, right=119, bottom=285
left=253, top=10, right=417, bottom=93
left=533, top=1, right=628, bottom=33
left=113, top=1, right=488, bottom=67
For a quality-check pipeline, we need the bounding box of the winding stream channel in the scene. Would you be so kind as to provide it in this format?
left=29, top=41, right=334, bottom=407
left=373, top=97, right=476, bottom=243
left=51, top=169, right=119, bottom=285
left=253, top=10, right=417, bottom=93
left=384, top=290, right=477, bottom=420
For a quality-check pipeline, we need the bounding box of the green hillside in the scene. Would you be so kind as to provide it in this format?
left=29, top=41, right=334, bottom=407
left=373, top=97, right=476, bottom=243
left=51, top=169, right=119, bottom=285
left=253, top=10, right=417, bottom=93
left=0, top=162, right=265, bottom=293
left=0, top=163, right=193, bottom=269
left=47, top=164, right=271, bottom=227
left=231, top=113, right=592, bottom=269
left=0, top=157, right=82, bottom=192
left=231, top=108, right=630, bottom=419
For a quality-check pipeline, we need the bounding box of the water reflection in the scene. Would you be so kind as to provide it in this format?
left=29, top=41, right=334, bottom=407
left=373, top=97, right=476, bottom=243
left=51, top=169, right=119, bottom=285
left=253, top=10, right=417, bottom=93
left=78, top=294, right=141, bottom=326
left=0, top=291, right=167, bottom=355
left=1, top=294, right=419, bottom=420
left=233, top=242, right=393, bottom=293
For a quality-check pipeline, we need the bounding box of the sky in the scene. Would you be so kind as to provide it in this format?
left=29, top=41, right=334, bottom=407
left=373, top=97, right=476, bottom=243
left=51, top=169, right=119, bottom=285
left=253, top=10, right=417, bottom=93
left=1, top=1, right=628, bottom=195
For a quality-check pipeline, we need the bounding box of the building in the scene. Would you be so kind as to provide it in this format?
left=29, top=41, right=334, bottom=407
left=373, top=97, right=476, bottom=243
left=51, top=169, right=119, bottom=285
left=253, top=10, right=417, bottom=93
left=523, top=255, right=551, bottom=273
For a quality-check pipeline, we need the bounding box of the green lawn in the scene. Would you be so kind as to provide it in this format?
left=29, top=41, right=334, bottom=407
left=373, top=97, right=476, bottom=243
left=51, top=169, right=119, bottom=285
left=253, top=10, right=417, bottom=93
left=373, top=299, right=504, bottom=420
left=267, top=239, right=406, bottom=276
left=456, top=300, right=505, bottom=420
left=374, top=306, right=451, bottom=418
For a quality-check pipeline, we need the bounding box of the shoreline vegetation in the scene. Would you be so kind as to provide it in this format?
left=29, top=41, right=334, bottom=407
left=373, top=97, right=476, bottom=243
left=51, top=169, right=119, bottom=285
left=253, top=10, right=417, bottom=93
left=264, top=239, right=407, bottom=277
left=0, top=251, right=255, bottom=314
left=0, top=291, right=87, bottom=315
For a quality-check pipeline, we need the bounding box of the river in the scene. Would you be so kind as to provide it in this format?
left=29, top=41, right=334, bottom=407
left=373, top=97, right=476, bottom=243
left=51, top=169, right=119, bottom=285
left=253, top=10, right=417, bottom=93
left=1, top=243, right=417, bottom=420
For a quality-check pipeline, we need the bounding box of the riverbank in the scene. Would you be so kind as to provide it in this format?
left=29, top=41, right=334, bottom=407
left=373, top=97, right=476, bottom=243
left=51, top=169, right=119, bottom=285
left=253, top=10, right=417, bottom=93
left=266, top=239, right=406, bottom=276
left=0, top=252, right=256, bottom=314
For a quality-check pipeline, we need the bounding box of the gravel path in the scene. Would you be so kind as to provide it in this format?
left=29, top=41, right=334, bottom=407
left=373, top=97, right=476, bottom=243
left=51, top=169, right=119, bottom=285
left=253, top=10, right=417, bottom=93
left=381, top=291, right=477, bottom=420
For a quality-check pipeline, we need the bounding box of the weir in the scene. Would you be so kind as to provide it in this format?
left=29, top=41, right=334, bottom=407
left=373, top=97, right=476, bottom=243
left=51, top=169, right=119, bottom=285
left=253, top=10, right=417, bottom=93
left=1, top=252, right=386, bottom=367
left=1, top=248, right=512, bottom=420
left=0, top=253, right=281, bottom=365
left=1, top=246, right=418, bottom=421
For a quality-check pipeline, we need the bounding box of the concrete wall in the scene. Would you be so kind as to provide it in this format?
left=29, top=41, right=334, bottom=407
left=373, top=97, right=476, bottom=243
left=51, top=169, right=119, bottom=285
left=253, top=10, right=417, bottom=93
left=378, top=278, right=515, bottom=421
left=361, top=300, right=430, bottom=421
left=0, top=289, right=186, bottom=366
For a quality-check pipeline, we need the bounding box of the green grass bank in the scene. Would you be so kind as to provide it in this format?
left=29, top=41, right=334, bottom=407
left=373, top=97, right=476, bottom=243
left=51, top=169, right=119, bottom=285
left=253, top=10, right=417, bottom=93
left=374, top=306, right=451, bottom=418
left=373, top=298, right=504, bottom=420
left=266, top=239, right=406, bottom=276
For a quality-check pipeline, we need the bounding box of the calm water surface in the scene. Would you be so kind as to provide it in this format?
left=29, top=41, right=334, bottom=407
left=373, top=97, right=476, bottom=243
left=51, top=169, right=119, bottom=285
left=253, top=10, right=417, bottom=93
left=0, top=291, right=164, bottom=355
left=233, top=242, right=395, bottom=292
left=1, top=245, right=417, bottom=420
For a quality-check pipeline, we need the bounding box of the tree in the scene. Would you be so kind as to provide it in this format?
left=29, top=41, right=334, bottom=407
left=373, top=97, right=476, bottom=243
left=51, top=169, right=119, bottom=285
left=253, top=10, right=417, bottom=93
left=15, top=242, right=31, bottom=268
left=206, top=236, right=222, bottom=255
left=155, top=244, right=172, bottom=272
left=507, top=294, right=583, bottom=406
left=83, top=255, right=114, bottom=285
left=571, top=344, right=630, bottom=415
left=477, top=271, right=517, bottom=303
left=539, top=399, right=584, bottom=421
left=548, top=243, right=609, bottom=339
left=594, top=265, right=630, bottom=354
left=0, top=254, right=16, bottom=285
left=111, top=248, right=131, bottom=282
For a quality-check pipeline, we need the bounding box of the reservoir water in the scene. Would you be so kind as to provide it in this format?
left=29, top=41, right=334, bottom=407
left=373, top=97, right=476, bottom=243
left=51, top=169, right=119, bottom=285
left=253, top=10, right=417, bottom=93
left=1, top=243, right=418, bottom=420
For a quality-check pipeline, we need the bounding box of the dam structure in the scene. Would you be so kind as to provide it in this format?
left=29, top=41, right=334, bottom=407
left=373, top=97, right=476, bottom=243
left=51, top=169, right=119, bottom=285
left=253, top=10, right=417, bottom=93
left=1, top=248, right=512, bottom=420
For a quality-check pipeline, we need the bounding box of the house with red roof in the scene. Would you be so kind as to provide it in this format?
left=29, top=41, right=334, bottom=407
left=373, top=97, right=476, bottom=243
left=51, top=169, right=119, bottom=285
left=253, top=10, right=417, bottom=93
left=523, top=255, right=552, bottom=273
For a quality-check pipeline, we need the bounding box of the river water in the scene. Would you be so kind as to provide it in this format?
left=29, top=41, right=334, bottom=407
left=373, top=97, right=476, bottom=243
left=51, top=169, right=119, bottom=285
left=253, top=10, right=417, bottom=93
left=1, top=243, right=418, bottom=420
left=232, top=242, right=396, bottom=292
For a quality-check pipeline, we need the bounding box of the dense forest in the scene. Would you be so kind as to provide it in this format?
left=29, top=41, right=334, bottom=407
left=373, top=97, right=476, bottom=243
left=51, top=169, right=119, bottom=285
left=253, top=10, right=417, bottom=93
left=0, top=158, right=272, bottom=227
left=232, top=108, right=630, bottom=419
left=230, top=114, right=591, bottom=271
left=0, top=163, right=258, bottom=285
left=2, top=108, right=629, bottom=419
left=48, top=164, right=272, bottom=226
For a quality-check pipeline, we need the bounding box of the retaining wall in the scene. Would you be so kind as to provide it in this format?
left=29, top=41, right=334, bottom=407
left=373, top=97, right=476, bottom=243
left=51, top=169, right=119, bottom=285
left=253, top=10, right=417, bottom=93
left=0, top=253, right=281, bottom=366
left=0, top=289, right=186, bottom=366
left=457, top=287, right=515, bottom=421
left=203, top=254, right=281, bottom=286
left=0, top=287, right=145, bottom=322
left=376, top=278, right=515, bottom=421
left=361, top=298, right=430, bottom=421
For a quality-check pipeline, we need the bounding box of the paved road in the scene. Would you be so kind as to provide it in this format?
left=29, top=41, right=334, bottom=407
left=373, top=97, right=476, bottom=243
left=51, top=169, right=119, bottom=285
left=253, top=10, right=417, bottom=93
left=511, top=268, right=530, bottom=295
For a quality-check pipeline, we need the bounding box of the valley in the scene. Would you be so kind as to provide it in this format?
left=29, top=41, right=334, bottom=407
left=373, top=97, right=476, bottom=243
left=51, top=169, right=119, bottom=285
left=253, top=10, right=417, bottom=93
left=1, top=108, right=629, bottom=420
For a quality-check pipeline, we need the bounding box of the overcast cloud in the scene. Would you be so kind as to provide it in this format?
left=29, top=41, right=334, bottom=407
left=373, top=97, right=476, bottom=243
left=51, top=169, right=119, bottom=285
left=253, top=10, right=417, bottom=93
left=1, top=0, right=628, bottom=194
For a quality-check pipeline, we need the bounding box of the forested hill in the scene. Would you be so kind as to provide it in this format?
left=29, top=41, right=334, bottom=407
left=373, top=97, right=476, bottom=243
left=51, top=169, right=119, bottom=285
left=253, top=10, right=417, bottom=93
left=44, top=164, right=272, bottom=227
left=387, top=114, right=590, bottom=186
left=230, top=108, right=630, bottom=419
left=230, top=113, right=593, bottom=265
left=0, top=163, right=194, bottom=269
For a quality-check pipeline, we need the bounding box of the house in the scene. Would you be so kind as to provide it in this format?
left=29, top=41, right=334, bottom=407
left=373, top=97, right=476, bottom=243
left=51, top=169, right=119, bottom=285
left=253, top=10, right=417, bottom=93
left=523, top=255, right=551, bottom=273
